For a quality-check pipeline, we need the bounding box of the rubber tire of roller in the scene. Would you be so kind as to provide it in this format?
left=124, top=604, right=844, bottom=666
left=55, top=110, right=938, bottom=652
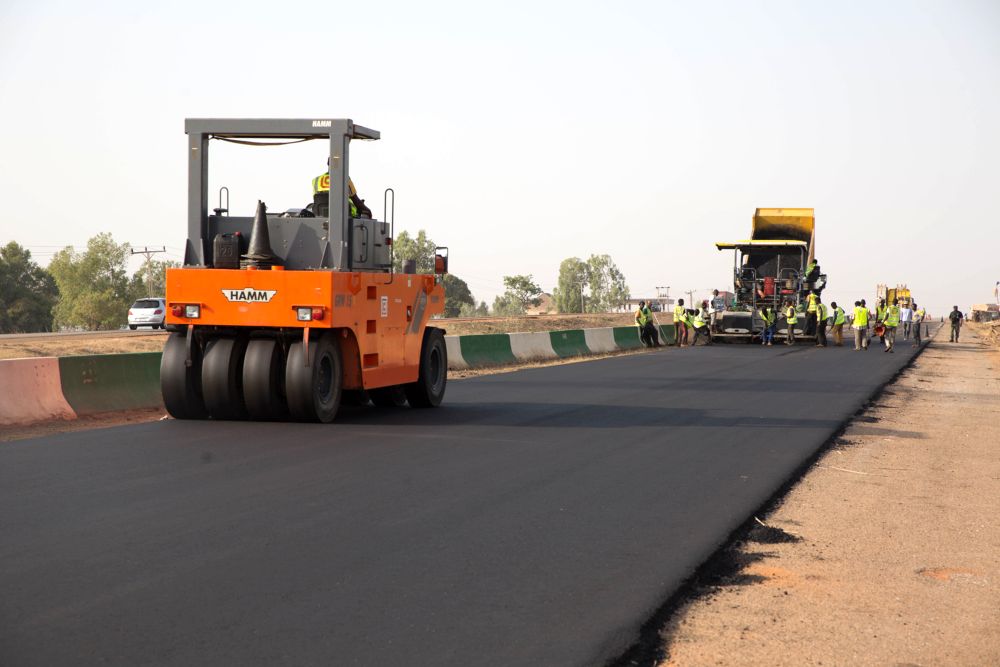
left=404, top=328, right=447, bottom=408
left=160, top=332, right=207, bottom=419
left=285, top=333, right=342, bottom=423
left=369, top=385, right=409, bottom=408
left=242, top=338, right=289, bottom=421
left=201, top=336, right=249, bottom=421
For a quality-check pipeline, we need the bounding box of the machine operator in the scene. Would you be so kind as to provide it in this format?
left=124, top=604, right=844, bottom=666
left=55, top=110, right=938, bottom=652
left=312, top=158, right=373, bottom=219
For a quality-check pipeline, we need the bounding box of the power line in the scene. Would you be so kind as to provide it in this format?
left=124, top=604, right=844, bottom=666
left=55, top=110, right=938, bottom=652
left=130, top=246, right=166, bottom=297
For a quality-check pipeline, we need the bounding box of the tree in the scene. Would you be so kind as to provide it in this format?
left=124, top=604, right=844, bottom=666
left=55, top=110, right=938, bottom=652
left=552, top=254, right=630, bottom=313
left=585, top=254, right=630, bottom=312
left=392, top=229, right=437, bottom=273
left=0, top=242, right=59, bottom=333
left=553, top=257, right=588, bottom=313
left=492, top=274, right=542, bottom=316
left=48, top=233, right=136, bottom=330
left=458, top=301, right=489, bottom=317
left=442, top=274, right=475, bottom=318
left=134, top=259, right=181, bottom=297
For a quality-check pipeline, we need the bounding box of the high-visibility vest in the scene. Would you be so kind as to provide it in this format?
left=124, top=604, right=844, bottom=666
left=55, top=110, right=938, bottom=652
left=834, top=307, right=846, bottom=325
left=915, top=308, right=926, bottom=322
left=635, top=307, right=651, bottom=327
left=785, top=306, right=798, bottom=325
left=673, top=305, right=686, bottom=325
left=816, top=303, right=827, bottom=321
left=692, top=308, right=707, bottom=328
left=886, top=305, right=900, bottom=327
left=877, top=305, right=887, bottom=322
left=854, top=306, right=869, bottom=326
left=760, top=309, right=774, bottom=326
left=807, top=293, right=818, bottom=313
left=313, top=173, right=360, bottom=217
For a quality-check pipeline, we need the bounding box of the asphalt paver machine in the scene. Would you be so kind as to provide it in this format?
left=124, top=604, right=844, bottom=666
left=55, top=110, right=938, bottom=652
left=714, top=208, right=827, bottom=342
left=161, top=118, right=448, bottom=422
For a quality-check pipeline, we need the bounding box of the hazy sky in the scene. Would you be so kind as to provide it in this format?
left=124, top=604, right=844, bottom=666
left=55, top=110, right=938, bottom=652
left=1, top=0, right=998, bottom=315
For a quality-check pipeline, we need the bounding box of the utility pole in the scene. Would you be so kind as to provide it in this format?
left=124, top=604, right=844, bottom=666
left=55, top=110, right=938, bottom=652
left=685, top=289, right=696, bottom=308
left=577, top=281, right=586, bottom=314
left=131, top=246, right=166, bottom=297
left=655, top=285, right=670, bottom=311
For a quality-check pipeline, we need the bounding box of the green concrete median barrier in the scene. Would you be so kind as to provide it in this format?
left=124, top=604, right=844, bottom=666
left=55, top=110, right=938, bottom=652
left=456, top=334, right=517, bottom=367
left=549, top=329, right=590, bottom=358
left=58, top=352, right=163, bottom=415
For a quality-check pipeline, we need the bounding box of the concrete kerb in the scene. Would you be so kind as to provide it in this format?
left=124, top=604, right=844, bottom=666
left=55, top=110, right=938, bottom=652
left=0, top=357, right=77, bottom=425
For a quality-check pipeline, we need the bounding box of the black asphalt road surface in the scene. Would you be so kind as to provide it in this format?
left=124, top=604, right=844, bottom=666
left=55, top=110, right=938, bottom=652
left=1, top=335, right=926, bottom=666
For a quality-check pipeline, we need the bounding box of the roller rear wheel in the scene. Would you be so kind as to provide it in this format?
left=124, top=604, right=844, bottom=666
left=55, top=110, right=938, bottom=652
left=286, top=334, right=342, bottom=423
left=160, top=332, right=207, bottom=419
left=405, top=328, right=447, bottom=408
left=242, top=338, right=289, bottom=421
left=202, top=336, right=249, bottom=420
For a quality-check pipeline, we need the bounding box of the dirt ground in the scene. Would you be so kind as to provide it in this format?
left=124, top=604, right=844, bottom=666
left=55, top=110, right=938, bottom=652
left=0, top=332, right=169, bottom=360
left=659, top=325, right=1000, bottom=665
left=0, top=407, right=167, bottom=443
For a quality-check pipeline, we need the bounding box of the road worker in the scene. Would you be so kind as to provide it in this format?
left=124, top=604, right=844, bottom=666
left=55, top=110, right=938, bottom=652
left=759, top=305, right=776, bottom=346
left=635, top=300, right=660, bottom=347
left=806, top=290, right=819, bottom=336
left=312, top=158, right=372, bottom=218
left=883, top=298, right=900, bottom=353
left=784, top=300, right=798, bottom=346
left=673, top=298, right=689, bottom=347
left=853, top=300, right=870, bottom=350
left=814, top=296, right=828, bottom=347
left=830, top=301, right=846, bottom=346
left=691, top=300, right=713, bottom=346
left=912, top=302, right=926, bottom=347
left=949, top=306, right=963, bottom=341
left=875, top=298, right=888, bottom=344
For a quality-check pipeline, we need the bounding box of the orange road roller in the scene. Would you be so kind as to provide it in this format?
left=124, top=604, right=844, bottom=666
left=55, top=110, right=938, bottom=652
left=161, top=119, right=448, bottom=422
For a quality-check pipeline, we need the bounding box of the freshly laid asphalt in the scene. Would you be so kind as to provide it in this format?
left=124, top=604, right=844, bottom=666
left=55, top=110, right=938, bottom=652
left=0, top=333, right=928, bottom=666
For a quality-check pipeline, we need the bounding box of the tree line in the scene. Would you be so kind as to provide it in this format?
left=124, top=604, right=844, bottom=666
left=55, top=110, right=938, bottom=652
left=394, top=230, right=630, bottom=318
left=0, top=229, right=631, bottom=333
left=0, top=235, right=177, bottom=333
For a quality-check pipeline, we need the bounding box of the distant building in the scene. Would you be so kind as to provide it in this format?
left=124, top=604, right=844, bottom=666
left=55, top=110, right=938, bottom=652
left=970, top=304, right=999, bottom=322
left=526, top=293, right=554, bottom=315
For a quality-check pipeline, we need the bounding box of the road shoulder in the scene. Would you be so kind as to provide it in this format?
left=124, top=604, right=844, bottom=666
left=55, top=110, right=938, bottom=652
left=658, top=325, right=1000, bottom=666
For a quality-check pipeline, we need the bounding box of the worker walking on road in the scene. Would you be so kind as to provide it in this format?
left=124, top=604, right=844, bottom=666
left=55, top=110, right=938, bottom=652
left=949, top=305, right=963, bottom=342
left=635, top=300, right=660, bottom=347
left=853, top=300, right=869, bottom=350
left=883, top=298, right=900, bottom=353
left=900, top=302, right=914, bottom=339
left=830, top=301, right=846, bottom=346
left=673, top=299, right=689, bottom=348
left=814, top=296, right=828, bottom=347
left=875, top=298, right=888, bottom=344
left=784, top=300, right=798, bottom=346
left=691, top=301, right=713, bottom=346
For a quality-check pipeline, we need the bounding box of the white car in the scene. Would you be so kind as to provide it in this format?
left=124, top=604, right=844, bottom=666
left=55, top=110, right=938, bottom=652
left=128, top=297, right=167, bottom=330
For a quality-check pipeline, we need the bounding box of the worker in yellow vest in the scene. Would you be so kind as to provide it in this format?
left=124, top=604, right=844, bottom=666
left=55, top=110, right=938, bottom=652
left=312, top=158, right=372, bottom=218
left=784, top=300, right=798, bottom=346
left=673, top=298, right=689, bottom=347
left=759, top=306, right=776, bottom=346
left=830, top=301, right=846, bottom=347
left=634, top=300, right=660, bottom=347
left=691, top=300, right=713, bottom=346
left=883, top=298, right=901, bottom=353
left=814, top=297, right=828, bottom=347
left=853, top=300, right=870, bottom=351
left=875, top=298, right=888, bottom=344
left=806, top=291, right=819, bottom=336
left=912, top=303, right=926, bottom=347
